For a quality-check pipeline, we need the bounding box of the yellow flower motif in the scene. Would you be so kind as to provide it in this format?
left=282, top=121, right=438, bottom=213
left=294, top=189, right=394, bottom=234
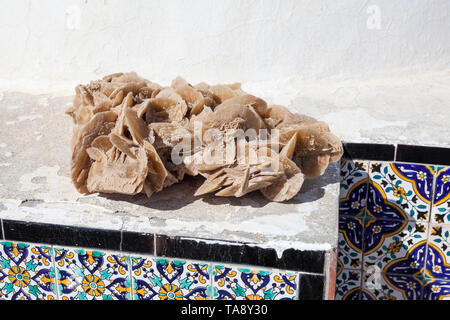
left=351, top=201, right=360, bottom=209
left=249, top=271, right=261, bottom=284
left=387, top=241, right=403, bottom=253
left=159, top=284, right=183, bottom=300
left=8, top=266, right=30, bottom=287
left=393, top=186, right=406, bottom=199
left=81, top=274, right=105, bottom=297
left=442, top=175, right=450, bottom=183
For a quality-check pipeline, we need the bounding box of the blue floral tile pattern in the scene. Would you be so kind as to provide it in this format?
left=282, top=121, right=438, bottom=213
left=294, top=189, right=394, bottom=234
left=212, top=265, right=296, bottom=300
left=364, top=221, right=428, bottom=273
left=426, top=225, right=450, bottom=281
left=432, top=167, right=450, bottom=224
left=338, top=216, right=363, bottom=270
left=0, top=241, right=57, bottom=300
left=422, top=279, right=450, bottom=300
left=369, top=162, right=434, bottom=221
left=339, top=160, right=369, bottom=218
left=362, top=272, right=423, bottom=300
left=131, top=257, right=211, bottom=300
left=54, top=247, right=131, bottom=300
left=334, top=268, right=362, bottom=300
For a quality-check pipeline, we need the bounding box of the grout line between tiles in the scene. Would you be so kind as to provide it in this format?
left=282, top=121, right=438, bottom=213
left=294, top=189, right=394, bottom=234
left=0, top=219, right=4, bottom=240
left=128, top=254, right=134, bottom=300
left=51, top=245, right=60, bottom=300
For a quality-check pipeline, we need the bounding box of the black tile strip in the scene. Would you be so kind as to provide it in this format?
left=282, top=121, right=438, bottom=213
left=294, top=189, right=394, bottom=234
left=298, top=274, right=325, bottom=300
left=2, top=219, right=122, bottom=251
left=121, top=231, right=154, bottom=255
left=396, top=144, right=450, bottom=166
left=342, top=142, right=395, bottom=161
left=155, top=235, right=325, bottom=273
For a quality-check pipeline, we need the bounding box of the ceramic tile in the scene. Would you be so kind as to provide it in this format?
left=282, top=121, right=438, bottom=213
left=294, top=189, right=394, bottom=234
left=298, top=274, right=324, bottom=300
left=156, top=235, right=325, bottom=273
left=338, top=216, right=363, bottom=270
left=431, top=167, right=450, bottom=224
left=426, top=224, right=450, bottom=281
left=361, top=272, right=423, bottom=300
left=363, top=221, right=428, bottom=274
left=339, top=160, right=369, bottom=218
left=422, top=279, right=450, bottom=300
left=368, top=162, right=434, bottom=221
left=131, top=257, right=211, bottom=300
left=212, top=265, right=297, bottom=300
left=54, top=247, right=131, bottom=300
left=0, top=241, right=57, bottom=300
left=334, top=268, right=362, bottom=300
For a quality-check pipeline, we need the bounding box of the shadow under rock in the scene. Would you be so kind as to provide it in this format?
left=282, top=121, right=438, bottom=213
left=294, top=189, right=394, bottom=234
left=99, top=162, right=340, bottom=210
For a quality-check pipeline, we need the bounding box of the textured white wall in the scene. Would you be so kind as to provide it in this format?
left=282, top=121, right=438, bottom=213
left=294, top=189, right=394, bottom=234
left=0, top=0, right=449, bottom=91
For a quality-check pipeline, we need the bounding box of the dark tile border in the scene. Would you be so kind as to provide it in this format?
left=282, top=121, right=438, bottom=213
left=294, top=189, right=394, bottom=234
left=342, top=142, right=395, bottom=161
left=121, top=230, right=154, bottom=255
left=396, top=144, right=450, bottom=166
left=155, top=235, right=325, bottom=273
left=298, top=274, right=325, bottom=300
left=2, top=219, right=122, bottom=251
left=0, top=218, right=328, bottom=273
left=342, top=142, right=450, bottom=166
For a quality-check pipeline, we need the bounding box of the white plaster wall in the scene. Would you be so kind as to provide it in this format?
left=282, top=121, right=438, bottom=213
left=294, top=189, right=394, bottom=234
left=0, top=0, right=449, bottom=92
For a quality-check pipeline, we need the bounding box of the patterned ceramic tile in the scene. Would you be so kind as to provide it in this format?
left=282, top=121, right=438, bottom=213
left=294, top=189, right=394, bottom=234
left=54, top=247, right=131, bottom=300
left=338, top=216, right=363, bottom=270
left=361, top=272, right=423, bottom=300
left=0, top=241, right=57, bottom=300
left=334, top=268, right=362, bottom=300
left=422, top=279, right=450, bottom=300
left=339, top=160, right=369, bottom=218
left=368, top=162, right=434, bottom=221
left=426, top=224, right=450, bottom=281
left=432, top=167, right=450, bottom=224
left=212, top=265, right=297, bottom=300
left=132, top=257, right=211, bottom=300
left=364, top=221, right=428, bottom=274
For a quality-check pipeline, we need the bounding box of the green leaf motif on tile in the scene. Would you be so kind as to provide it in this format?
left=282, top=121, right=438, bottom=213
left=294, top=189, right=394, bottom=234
left=238, top=268, right=251, bottom=273
left=4, top=282, right=14, bottom=294
left=180, top=277, right=193, bottom=290
left=92, top=250, right=104, bottom=257
left=232, top=284, right=246, bottom=297
left=101, top=269, right=112, bottom=280
left=75, top=291, right=87, bottom=300
left=445, top=231, right=449, bottom=238
left=155, top=259, right=168, bottom=265
left=385, top=187, right=394, bottom=192
left=102, top=294, right=113, bottom=300
left=373, top=175, right=382, bottom=180
left=354, top=172, right=362, bottom=177
left=28, top=285, right=41, bottom=298
left=26, top=260, right=38, bottom=272
left=149, top=275, right=163, bottom=288
left=263, top=288, right=276, bottom=300
left=434, top=239, right=442, bottom=243
left=172, top=260, right=185, bottom=267
left=0, top=256, right=11, bottom=269
left=17, top=243, right=29, bottom=249
left=384, top=167, right=388, bottom=174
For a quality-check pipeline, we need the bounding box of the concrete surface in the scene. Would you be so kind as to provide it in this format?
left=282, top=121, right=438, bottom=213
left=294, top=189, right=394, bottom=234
left=0, top=91, right=340, bottom=255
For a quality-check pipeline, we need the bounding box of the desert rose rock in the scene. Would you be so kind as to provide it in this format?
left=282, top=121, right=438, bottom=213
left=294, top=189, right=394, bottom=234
left=66, top=72, right=343, bottom=202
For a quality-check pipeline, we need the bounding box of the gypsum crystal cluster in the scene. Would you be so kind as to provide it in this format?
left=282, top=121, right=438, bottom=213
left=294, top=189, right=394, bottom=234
left=66, top=72, right=343, bottom=202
